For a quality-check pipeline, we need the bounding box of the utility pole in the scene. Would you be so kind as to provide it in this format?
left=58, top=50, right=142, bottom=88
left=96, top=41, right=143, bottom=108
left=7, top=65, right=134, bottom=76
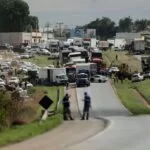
left=57, top=22, right=63, bottom=37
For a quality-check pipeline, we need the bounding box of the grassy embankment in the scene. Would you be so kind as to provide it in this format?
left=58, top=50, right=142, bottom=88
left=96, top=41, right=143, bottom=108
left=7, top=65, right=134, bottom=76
left=23, top=55, right=57, bottom=67
left=0, top=55, right=64, bottom=146
left=103, top=50, right=150, bottom=115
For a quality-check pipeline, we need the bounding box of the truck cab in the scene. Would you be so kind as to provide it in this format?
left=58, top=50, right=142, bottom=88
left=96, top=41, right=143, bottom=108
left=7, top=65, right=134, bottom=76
left=76, top=73, right=90, bottom=87
left=56, top=74, right=68, bottom=85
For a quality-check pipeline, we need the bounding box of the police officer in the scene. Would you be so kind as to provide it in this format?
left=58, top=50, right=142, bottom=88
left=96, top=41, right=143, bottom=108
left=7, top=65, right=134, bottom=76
left=81, top=92, right=91, bottom=120
left=62, top=93, right=74, bottom=121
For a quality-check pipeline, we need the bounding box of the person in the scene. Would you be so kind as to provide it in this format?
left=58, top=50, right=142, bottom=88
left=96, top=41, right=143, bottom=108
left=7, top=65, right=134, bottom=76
left=66, top=81, right=69, bottom=90
left=81, top=92, right=91, bottom=120
left=62, top=93, right=74, bottom=121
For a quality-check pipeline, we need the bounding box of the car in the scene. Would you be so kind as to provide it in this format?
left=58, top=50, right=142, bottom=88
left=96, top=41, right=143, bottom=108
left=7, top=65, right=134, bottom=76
left=8, top=77, right=19, bottom=84
left=109, top=67, right=119, bottom=73
left=22, top=81, right=33, bottom=88
left=131, top=73, right=144, bottom=82
left=91, top=75, right=108, bottom=83
left=0, top=78, right=5, bottom=85
left=143, top=71, right=150, bottom=79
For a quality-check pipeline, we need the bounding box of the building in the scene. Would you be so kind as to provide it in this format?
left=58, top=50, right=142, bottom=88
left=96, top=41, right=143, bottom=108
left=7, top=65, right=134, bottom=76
left=0, top=32, right=32, bottom=45
left=31, top=32, right=42, bottom=43
left=116, top=32, right=141, bottom=41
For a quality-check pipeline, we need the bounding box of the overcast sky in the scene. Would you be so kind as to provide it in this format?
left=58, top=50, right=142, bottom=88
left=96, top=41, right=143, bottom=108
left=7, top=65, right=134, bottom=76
left=24, top=0, right=150, bottom=28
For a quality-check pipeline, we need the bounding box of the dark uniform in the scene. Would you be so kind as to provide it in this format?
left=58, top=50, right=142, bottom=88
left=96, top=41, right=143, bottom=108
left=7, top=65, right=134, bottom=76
left=81, top=92, right=91, bottom=120
left=62, top=94, right=74, bottom=121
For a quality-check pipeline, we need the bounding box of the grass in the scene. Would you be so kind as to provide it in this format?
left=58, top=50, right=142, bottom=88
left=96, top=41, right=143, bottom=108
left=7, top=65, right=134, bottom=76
left=135, top=79, right=150, bottom=102
left=34, top=86, right=64, bottom=111
left=103, top=50, right=142, bottom=72
left=0, top=86, right=64, bottom=147
left=0, top=114, right=63, bottom=146
left=23, top=55, right=57, bottom=67
left=112, top=80, right=150, bottom=115
left=103, top=50, right=150, bottom=115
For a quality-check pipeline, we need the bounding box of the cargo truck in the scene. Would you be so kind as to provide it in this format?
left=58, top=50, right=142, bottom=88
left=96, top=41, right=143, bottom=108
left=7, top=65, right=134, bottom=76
left=38, top=67, right=68, bottom=85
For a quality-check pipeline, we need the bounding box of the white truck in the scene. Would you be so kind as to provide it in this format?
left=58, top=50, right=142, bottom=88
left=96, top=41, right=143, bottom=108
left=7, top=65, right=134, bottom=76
left=76, top=63, right=97, bottom=75
left=83, top=38, right=97, bottom=48
left=38, top=67, right=68, bottom=85
left=134, top=39, right=145, bottom=54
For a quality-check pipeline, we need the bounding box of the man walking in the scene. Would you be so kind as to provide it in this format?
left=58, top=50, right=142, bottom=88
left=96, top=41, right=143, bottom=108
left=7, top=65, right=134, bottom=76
left=62, top=93, right=74, bottom=121
left=81, top=92, right=91, bottom=120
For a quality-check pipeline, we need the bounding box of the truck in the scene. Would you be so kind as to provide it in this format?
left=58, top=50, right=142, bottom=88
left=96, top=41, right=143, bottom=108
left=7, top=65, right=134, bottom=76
left=38, top=67, right=68, bottom=85
left=98, top=41, right=109, bottom=50
left=83, top=38, right=97, bottom=49
left=134, top=39, right=145, bottom=54
left=76, top=63, right=97, bottom=76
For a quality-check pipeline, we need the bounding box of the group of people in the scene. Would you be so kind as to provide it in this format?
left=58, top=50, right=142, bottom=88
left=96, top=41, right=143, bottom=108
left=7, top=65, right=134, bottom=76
left=62, top=92, right=91, bottom=120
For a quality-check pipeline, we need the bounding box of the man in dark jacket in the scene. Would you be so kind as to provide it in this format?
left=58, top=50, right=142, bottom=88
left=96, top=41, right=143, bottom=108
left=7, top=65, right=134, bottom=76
left=62, top=93, right=74, bottom=121
left=81, top=92, right=91, bottom=120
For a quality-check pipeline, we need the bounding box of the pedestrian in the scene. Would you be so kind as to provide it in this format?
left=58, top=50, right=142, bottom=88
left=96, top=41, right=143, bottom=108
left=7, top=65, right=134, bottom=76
left=81, top=92, right=91, bottom=120
left=116, top=54, right=118, bottom=61
left=66, top=81, right=69, bottom=90
left=62, top=93, right=74, bottom=121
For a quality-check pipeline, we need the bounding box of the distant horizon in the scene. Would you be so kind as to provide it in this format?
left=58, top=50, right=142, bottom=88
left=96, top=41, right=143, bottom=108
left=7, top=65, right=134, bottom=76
left=24, top=0, right=150, bottom=28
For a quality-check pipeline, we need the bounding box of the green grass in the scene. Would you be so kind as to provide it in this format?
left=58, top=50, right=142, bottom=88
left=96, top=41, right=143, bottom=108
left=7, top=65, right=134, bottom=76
left=135, top=79, right=150, bottom=102
left=113, top=80, right=150, bottom=115
left=0, top=114, right=63, bottom=146
left=34, top=86, right=64, bottom=110
left=23, top=56, right=57, bottom=67
left=103, top=50, right=142, bottom=72
left=103, top=50, right=150, bottom=114
left=0, top=86, right=64, bottom=147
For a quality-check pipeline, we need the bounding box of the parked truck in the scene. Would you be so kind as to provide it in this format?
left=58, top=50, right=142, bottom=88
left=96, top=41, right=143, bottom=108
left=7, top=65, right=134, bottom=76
left=83, top=38, right=97, bottom=49
left=38, top=67, right=68, bottom=85
left=133, top=39, right=145, bottom=54
left=76, top=63, right=97, bottom=76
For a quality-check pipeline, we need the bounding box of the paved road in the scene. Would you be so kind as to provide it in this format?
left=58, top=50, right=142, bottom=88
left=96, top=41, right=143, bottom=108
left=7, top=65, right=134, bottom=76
left=68, top=82, right=150, bottom=150
left=76, top=82, right=130, bottom=117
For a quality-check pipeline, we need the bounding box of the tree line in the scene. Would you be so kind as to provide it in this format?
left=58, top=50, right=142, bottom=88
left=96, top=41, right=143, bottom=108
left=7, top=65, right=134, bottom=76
left=84, top=16, right=150, bottom=39
left=0, top=0, right=39, bottom=32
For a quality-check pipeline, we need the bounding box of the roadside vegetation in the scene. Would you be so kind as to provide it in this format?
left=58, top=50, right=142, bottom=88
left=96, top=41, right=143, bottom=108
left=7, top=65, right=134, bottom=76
left=104, top=50, right=150, bottom=115
left=22, top=55, right=57, bottom=67
left=0, top=86, right=64, bottom=146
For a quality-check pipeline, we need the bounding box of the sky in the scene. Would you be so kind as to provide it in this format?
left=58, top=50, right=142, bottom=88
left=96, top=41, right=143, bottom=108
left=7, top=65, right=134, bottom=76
left=24, top=0, right=150, bottom=28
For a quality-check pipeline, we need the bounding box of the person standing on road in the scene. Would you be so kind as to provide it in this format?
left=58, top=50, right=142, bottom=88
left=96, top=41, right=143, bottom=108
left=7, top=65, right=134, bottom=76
left=62, top=93, right=74, bottom=121
left=81, top=92, right=91, bottom=120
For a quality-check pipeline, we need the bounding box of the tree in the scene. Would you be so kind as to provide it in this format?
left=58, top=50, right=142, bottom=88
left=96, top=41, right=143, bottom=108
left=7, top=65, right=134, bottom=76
left=84, top=17, right=116, bottom=39
left=0, top=0, right=30, bottom=32
left=118, top=16, right=133, bottom=32
left=26, top=16, right=39, bottom=32
left=134, top=19, right=148, bottom=32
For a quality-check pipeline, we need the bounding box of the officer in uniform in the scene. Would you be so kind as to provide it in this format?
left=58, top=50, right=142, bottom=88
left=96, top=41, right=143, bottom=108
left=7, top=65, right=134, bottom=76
left=81, top=92, right=91, bottom=120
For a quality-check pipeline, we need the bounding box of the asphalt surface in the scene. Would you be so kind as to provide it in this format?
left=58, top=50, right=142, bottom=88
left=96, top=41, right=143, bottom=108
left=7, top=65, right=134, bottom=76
left=69, top=82, right=150, bottom=150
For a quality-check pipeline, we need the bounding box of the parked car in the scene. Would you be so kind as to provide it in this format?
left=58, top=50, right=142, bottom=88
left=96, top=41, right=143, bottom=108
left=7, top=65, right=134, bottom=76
left=131, top=73, right=144, bottom=82
left=143, top=71, right=150, bottom=79
left=109, top=67, right=119, bottom=73
left=22, top=81, right=33, bottom=88
left=91, top=75, right=108, bottom=83
left=0, top=78, right=5, bottom=85
left=8, top=77, right=19, bottom=84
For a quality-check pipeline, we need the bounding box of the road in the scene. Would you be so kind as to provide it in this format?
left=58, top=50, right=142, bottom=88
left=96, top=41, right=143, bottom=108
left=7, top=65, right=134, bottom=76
left=67, top=82, right=150, bottom=150
left=2, top=82, right=150, bottom=150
